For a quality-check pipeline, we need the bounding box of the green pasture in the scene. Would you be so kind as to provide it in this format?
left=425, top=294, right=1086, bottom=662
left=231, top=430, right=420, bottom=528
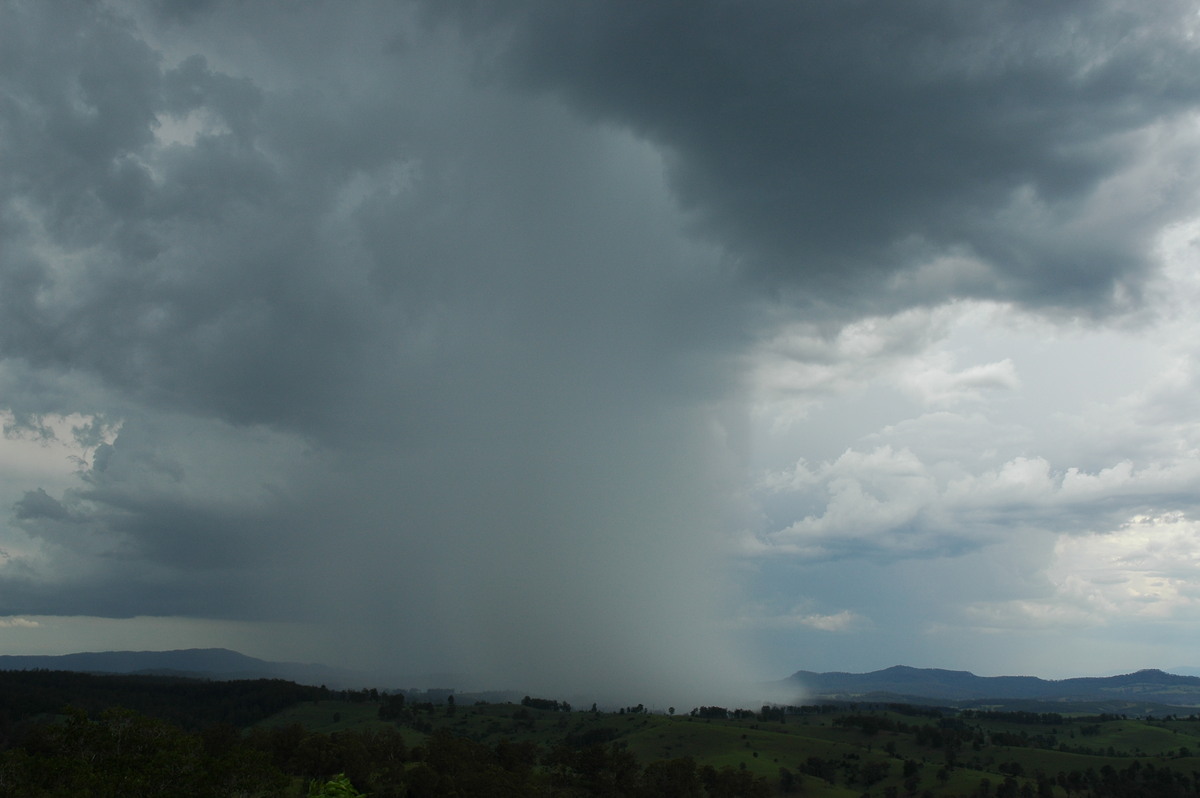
left=253, top=699, right=387, bottom=734
left=251, top=698, right=1200, bottom=796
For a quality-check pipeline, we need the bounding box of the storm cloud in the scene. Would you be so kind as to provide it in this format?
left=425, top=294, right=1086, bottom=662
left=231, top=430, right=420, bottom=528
left=3, top=0, right=1200, bottom=694
left=464, top=0, right=1200, bottom=314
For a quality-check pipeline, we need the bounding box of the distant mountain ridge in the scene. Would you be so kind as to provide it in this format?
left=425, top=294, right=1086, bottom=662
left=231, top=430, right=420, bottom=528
left=0, top=648, right=362, bottom=687
left=786, top=665, right=1200, bottom=706
left=7, top=652, right=1200, bottom=709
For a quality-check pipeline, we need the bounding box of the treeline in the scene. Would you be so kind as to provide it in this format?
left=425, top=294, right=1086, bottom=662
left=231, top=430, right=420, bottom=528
left=689, top=706, right=757, bottom=720
left=0, top=704, right=772, bottom=797
left=696, top=701, right=947, bottom=723
left=0, top=706, right=286, bottom=797
left=961, top=709, right=1067, bottom=725
left=521, top=696, right=571, bottom=712
left=960, top=709, right=1132, bottom=725
left=829, top=711, right=1091, bottom=758
left=797, top=741, right=1200, bottom=798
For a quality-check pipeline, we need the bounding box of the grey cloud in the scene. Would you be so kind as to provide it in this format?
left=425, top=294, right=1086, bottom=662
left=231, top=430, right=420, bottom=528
left=5, top=420, right=312, bottom=619
left=6, top=0, right=1200, bottom=694
left=0, top=4, right=378, bottom=432
left=454, top=0, right=1200, bottom=315
left=0, top=4, right=161, bottom=226
left=0, top=564, right=252, bottom=619
left=0, top=2, right=752, bottom=699
left=161, top=54, right=262, bottom=140
left=756, top=444, right=1200, bottom=564
left=2, top=2, right=740, bottom=439
left=13, top=488, right=70, bottom=522
left=150, top=0, right=221, bottom=25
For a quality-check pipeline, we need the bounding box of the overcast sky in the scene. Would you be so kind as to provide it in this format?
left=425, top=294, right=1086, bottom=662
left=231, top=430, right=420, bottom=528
left=4, top=0, right=1200, bottom=702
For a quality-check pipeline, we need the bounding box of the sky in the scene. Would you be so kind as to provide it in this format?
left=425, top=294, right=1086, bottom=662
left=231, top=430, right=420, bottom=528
left=3, top=0, right=1200, bottom=704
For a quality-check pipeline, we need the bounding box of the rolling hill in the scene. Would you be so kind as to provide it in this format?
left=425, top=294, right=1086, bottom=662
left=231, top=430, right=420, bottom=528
left=0, top=647, right=361, bottom=686
left=786, top=665, right=1200, bottom=707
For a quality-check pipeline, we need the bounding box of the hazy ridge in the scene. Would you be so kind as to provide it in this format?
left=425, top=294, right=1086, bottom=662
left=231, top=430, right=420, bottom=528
left=6, top=650, right=1200, bottom=710
left=786, top=664, right=1200, bottom=707
left=0, top=648, right=360, bottom=687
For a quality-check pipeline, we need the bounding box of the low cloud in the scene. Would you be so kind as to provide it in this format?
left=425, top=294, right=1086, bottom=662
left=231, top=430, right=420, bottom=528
left=757, top=448, right=1200, bottom=562
left=964, top=514, right=1200, bottom=631
left=733, top=603, right=867, bottom=634
left=899, top=357, right=1020, bottom=407
left=0, top=617, right=39, bottom=629
left=792, top=610, right=865, bottom=633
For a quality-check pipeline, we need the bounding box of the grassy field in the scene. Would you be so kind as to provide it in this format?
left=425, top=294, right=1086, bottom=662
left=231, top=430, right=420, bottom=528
left=254, top=698, right=1200, bottom=796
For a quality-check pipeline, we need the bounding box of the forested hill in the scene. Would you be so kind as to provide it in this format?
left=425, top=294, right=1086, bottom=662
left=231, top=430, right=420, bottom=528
left=0, top=647, right=361, bottom=686
left=0, top=669, right=337, bottom=738
left=0, top=647, right=260, bottom=674
left=787, top=665, right=1200, bottom=704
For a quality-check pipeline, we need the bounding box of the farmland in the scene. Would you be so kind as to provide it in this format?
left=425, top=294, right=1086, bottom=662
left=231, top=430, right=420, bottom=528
left=5, top=670, right=1200, bottom=795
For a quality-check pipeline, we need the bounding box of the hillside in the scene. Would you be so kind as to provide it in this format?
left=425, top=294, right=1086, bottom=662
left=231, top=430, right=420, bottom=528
left=0, top=647, right=363, bottom=687
left=5, top=667, right=1200, bottom=795
left=787, top=665, right=1200, bottom=707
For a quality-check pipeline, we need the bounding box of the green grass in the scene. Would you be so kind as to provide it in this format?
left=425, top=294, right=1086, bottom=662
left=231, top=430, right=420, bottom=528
left=252, top=700, right=384, bottom=734
left=250, top=699, right=1200, bottom=796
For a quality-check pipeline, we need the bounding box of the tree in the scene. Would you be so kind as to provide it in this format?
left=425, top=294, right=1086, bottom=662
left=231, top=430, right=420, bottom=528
left=308, top=772, right=366, bottom=797
left=641, top=757, right=703, bottom=798
left=378, top=692, right=407, bottom=720
left=5, top=706, right=287, bottom=797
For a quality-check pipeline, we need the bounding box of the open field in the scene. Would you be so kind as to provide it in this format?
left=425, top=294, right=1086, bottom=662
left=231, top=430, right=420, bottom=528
left=256, top=696, right=1200, bottom=796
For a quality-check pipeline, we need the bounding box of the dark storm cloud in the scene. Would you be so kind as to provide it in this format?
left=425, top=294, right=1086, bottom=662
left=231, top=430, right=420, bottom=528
left=13, top=489, right=69, bottom=522
left=0, top=2, right=754, bottom=698
left=0, top=3, right=368, bottom=432
left=451, top=0, right=1200, bottom=313
left=5, top=0, right=1200, bottom=694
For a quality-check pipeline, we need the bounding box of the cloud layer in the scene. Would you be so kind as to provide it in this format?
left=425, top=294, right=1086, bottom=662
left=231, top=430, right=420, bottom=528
left=482, top=0, right=1200, bottom=313
left=3, top=1, right=1200, bottom=689
left=0, top=2, right=754, bottom=699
